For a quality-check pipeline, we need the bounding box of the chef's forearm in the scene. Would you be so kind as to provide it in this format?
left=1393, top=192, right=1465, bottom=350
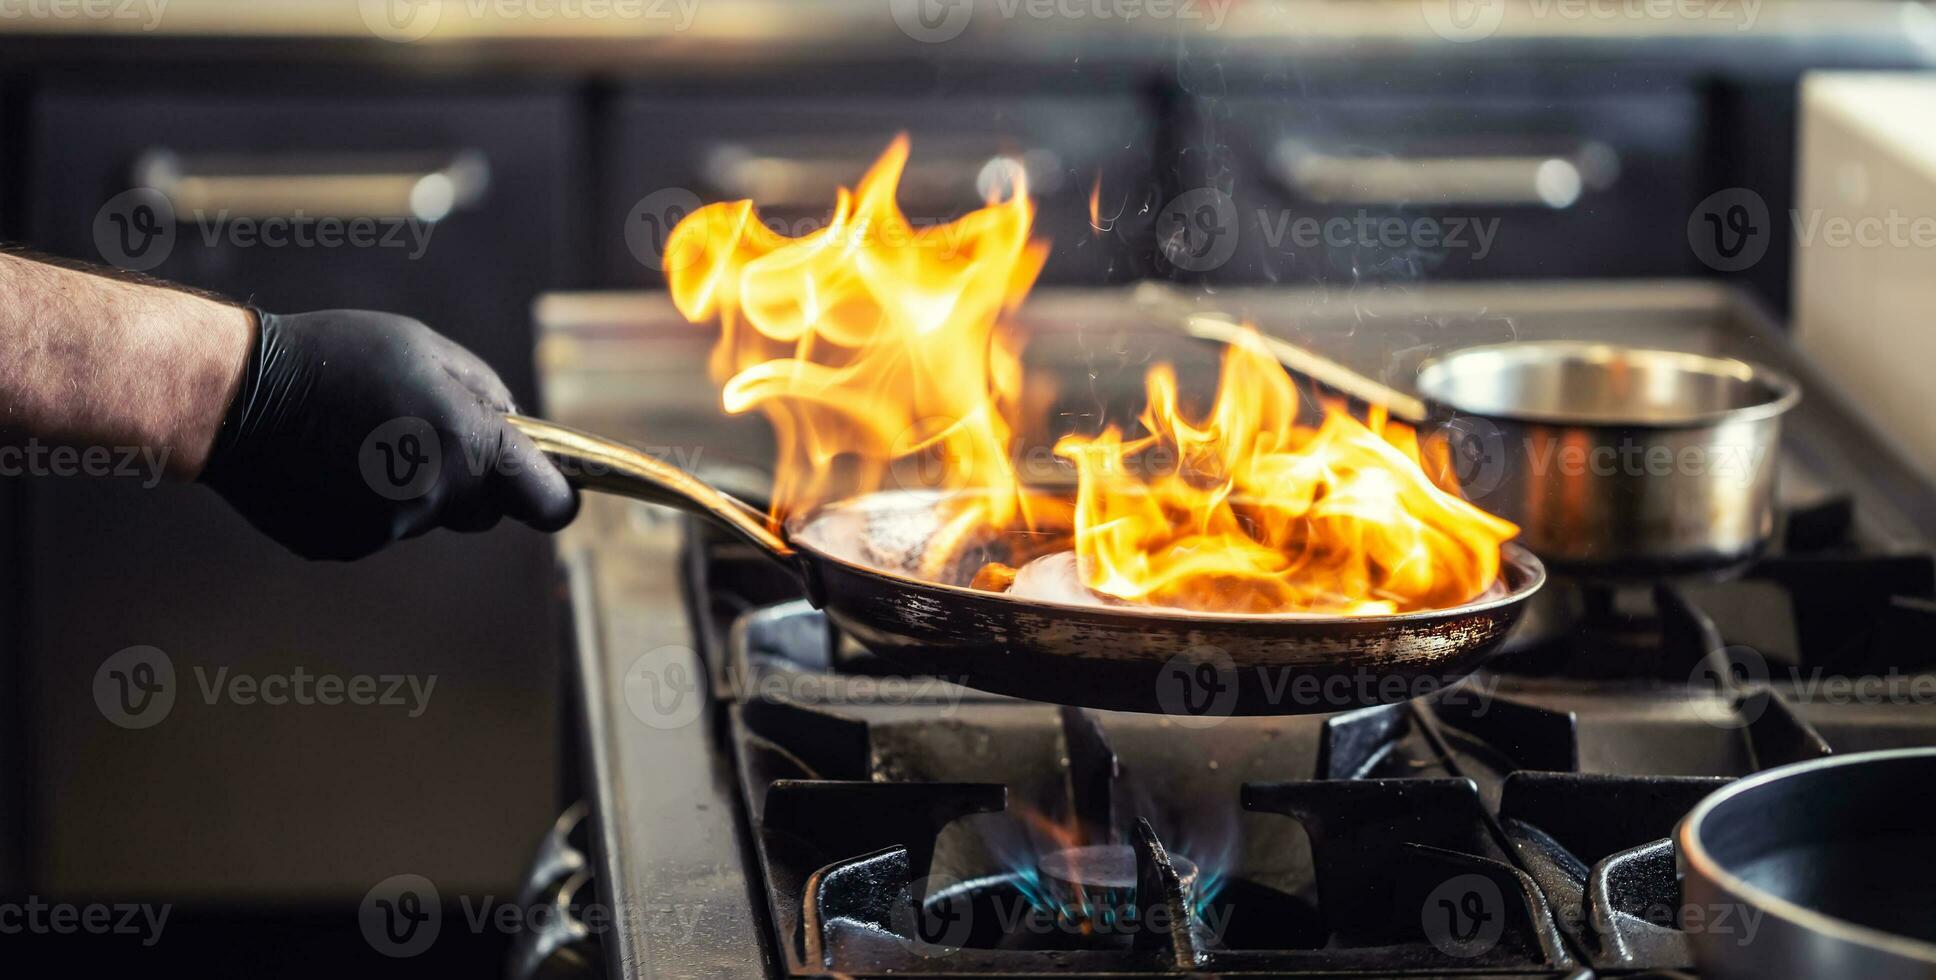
left=0, top=251, right=252, bottom=478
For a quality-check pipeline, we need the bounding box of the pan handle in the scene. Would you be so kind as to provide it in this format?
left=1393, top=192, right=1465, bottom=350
left=1179, top=314, right=1431, bottom=425
left=506, top=414, right=795, bottom=560
left=1133, top=282, right=1431, bottom=425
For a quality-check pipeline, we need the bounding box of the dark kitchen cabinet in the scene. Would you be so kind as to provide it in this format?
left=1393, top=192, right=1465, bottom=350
left=1193, top=91, right=1701, bottom=286
left=29, top=88, right=583, bottom=401
left=16, top=88, right=580, bottom=898
left=598, top=95, right=1158, bottom=289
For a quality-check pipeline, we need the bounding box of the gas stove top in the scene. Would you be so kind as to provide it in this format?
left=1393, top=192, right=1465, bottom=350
left=529, top=282, right=1936, bottom=979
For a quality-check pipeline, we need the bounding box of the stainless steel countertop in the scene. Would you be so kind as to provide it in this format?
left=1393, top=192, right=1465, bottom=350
left=535, top=279, right=1936, bottom=979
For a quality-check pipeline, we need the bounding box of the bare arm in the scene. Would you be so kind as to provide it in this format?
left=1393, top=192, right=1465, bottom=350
left=0, top=249, right=575, bottom=559
left=0, top=251, right=251, bottom=477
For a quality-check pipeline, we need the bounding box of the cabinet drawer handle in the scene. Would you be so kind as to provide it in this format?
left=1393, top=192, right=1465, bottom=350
left=703, top=144, right=1062, bottom=209
left=133, top=149, right=490, bottom=221
left=1272, top=140, right=1618, bottom=210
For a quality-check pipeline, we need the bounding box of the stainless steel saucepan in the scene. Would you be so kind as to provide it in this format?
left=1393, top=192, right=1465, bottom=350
left=1416, top=342, right=1801, bottom=575
left=1183, top=317, right=1803, bottom=576
left=508, top=415, right=1545, bottom=716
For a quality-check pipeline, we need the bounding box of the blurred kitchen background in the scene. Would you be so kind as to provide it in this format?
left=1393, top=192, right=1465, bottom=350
left=1, top=0, right=1932, bottom=972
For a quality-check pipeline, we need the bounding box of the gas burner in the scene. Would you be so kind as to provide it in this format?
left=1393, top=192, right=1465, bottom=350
left=1034, top=843, right=1200, bottom=938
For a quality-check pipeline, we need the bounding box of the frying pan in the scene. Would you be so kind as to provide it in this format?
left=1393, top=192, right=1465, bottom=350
left=508, top=415, right=1545, bottom=716
left=1679, top=747, right=1936, bottom=979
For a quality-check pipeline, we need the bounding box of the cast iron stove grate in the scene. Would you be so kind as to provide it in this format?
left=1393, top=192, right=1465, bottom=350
left=691, top=483, right=1936, bottom=977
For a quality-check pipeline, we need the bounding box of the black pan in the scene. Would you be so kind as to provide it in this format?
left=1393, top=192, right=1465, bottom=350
left=510, top=415, right=1545, bottom=715
left=1679, top=747, right=1936, bottom=979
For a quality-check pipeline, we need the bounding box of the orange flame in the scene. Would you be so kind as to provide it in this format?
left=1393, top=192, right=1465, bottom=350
left=666, top=137, right=1516, bottom=615
left=1055, top=332, right=1519, bottom=615
left=666, top=134, right=1046, bottom=534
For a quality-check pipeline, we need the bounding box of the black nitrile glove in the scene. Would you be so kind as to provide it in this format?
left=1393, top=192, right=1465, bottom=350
left=200, top=308, right=577, bottom=560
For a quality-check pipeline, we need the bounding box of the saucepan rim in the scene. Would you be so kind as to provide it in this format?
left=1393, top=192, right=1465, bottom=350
left=1416, top=340, right=1803, bottom=431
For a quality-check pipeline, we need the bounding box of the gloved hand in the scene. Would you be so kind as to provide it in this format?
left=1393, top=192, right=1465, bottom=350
left=200, top=308, right=578, bottom=560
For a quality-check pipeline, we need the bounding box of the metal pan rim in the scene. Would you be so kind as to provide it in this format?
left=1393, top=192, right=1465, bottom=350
left=1678, top=746, right=1936, bottom=965
left=787, top=489, right=1546, bottom=627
